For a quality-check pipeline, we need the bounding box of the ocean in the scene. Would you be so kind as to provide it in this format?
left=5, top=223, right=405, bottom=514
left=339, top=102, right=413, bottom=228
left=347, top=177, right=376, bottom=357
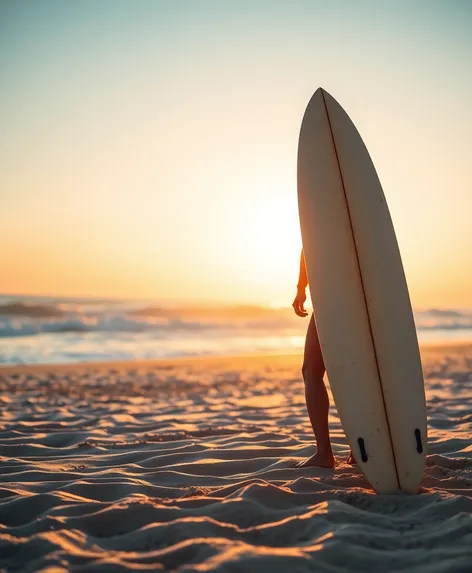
left=1, top=294, right=472, bottom=365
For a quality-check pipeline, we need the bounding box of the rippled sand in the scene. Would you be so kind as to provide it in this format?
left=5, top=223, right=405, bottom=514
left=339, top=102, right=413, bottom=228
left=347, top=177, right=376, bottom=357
left=1, top=344, right=471, bottom=572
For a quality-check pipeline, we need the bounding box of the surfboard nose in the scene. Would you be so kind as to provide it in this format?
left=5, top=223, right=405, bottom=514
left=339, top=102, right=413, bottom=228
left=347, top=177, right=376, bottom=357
left=312, top=87, right=343, bottom=104
left=305, top=87, right=325, bottom=110
left=303, top=88, right=339, bottom=124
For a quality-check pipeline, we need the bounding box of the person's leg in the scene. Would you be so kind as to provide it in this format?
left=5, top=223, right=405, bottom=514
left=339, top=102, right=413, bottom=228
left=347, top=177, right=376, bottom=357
left=296, top=314, right=335, bottom=468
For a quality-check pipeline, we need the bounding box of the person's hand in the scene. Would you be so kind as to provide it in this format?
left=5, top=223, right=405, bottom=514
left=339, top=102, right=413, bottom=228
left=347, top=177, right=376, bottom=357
left=292, top=289, right=308, bottom=317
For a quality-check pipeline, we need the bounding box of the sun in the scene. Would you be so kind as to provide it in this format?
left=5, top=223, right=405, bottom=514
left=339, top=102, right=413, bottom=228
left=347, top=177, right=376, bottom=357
left=222, top=190, right=302, bottom=303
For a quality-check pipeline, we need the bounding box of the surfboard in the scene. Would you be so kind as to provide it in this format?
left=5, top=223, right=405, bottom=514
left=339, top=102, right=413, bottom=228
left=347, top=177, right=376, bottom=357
left=297, top=88, right=427, bottom=493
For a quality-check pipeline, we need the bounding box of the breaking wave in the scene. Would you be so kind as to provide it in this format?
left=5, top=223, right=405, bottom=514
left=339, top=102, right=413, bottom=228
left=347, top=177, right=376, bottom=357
left=0, top=296, right=471, bottom=364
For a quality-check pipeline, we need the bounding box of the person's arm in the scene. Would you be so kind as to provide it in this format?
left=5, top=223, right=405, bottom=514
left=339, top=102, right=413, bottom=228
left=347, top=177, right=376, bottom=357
left=292, top=249, right=309, bottom=317
left=297, top=249, right=308, bottom=292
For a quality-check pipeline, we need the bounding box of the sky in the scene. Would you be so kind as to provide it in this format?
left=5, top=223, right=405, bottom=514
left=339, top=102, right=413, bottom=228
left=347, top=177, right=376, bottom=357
left=1, top=0, right=471, bottom=308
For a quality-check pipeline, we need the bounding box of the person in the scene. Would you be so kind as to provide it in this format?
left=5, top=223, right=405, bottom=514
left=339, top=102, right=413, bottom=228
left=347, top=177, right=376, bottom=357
left=292, top=248, right=354, bottom=468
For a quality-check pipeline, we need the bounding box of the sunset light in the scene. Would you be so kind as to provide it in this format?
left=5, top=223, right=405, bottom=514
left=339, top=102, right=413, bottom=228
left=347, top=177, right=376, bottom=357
left=1, top=1, right=470, bottom=309
left=1, top=4, right=471, bottom=569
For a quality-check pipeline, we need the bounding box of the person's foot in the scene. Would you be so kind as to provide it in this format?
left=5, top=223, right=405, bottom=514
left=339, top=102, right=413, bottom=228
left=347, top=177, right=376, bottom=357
left=296, top=450, right=335, bottom=468
left=347, top=450, right=356, bottom=465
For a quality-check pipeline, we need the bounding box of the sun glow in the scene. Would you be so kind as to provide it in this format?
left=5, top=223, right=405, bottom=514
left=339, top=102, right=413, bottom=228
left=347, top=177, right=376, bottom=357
left=1, top=2, right=471, bottom=308
left=215, top=184, right=302, bottom=304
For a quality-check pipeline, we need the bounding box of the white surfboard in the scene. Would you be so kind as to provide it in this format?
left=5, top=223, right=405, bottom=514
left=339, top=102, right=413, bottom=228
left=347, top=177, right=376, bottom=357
left=297, top=88, right=427, bottom=493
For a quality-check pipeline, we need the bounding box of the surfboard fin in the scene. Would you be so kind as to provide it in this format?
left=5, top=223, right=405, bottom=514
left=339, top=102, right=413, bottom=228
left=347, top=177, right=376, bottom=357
left=414, top=429, right=424, bottom=453
left=357, top=437, right=368, bottom=462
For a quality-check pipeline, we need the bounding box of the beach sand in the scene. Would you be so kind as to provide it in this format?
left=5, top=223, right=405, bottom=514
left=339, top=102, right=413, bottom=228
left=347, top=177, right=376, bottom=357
left=1, top=344, right=471, bottom=572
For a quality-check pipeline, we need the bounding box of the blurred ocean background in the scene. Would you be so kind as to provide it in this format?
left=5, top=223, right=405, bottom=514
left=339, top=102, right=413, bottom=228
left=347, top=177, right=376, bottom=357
left=1, top=294, right=472, bottom=365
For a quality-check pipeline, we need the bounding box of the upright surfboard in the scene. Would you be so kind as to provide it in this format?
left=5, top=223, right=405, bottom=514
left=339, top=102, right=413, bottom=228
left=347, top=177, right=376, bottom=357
left=297, top=88, right=427, bottom=493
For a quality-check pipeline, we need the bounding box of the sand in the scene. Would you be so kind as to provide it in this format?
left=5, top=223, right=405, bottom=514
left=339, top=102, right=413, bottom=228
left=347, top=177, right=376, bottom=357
left=0, top=344, right=471, bottom=572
